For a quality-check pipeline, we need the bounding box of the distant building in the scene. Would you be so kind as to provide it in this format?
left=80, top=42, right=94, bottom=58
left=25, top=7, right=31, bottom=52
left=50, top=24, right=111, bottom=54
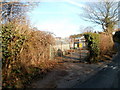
left=53, top=37, right=70, bottom=51
left=70, top=36, right=86, bottom=49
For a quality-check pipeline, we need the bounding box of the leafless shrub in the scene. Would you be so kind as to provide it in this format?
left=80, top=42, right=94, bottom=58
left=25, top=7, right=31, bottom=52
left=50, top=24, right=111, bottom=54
left=99, top=33, right=114, bottom=56
left=2, top=20, right=56, bottom=88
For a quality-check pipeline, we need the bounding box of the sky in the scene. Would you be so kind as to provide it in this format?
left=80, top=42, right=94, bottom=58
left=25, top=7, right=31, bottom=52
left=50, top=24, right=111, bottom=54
left=27, top=0, right=103, bottom=38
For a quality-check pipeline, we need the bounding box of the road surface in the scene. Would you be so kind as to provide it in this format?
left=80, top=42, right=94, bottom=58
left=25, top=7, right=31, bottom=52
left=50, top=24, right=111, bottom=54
left=73, top=45, right=120, bottom=88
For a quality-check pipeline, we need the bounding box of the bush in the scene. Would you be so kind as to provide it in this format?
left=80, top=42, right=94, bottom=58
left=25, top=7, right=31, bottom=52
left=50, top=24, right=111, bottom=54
left=2, top=22, right=26, bottom=88
left=99, top=33, right=114, bottom=55
left=2, top=21, right=56, bottom=88
left=84, top=32, right=100, bottom=63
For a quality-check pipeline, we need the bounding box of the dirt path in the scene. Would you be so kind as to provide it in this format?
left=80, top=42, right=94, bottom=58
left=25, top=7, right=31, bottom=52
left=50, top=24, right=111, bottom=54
left=29, top=50, right=112, bottom=88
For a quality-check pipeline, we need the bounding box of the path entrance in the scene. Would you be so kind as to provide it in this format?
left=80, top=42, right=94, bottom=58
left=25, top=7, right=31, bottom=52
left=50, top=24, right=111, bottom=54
left=57, top=49, right=89, bottom=63
left=29, top=49, right=111, bottom=88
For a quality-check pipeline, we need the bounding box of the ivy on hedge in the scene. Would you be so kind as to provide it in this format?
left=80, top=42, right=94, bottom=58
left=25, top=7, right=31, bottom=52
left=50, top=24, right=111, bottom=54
left=84, top=32, right=100, bottom=63
left=2, top=23, right=26, bottom=66
left=2, top=22, right=26, bottom=88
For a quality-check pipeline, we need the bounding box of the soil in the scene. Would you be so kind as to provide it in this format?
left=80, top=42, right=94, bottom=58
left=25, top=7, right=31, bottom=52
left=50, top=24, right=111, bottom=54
left=28, top=50, right=112, bottom=88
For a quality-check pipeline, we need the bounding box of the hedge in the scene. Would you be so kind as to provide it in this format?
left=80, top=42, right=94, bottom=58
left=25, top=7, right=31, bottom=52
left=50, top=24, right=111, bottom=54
left=84, top=32, right=100, bottom=63
left=2, top=22, right=56, bottom=88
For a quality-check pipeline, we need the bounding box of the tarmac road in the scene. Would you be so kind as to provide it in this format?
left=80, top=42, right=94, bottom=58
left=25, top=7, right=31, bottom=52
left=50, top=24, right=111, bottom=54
left=73, top=45, right=120, bottom=88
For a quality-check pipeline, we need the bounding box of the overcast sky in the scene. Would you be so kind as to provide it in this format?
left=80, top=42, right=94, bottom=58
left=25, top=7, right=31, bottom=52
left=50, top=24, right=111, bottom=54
left=27, top=0, right=103, bottom=38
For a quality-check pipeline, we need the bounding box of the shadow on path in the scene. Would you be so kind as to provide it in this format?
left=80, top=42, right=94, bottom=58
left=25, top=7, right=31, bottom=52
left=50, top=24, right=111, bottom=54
left=62, top=56, right=80, bottom=60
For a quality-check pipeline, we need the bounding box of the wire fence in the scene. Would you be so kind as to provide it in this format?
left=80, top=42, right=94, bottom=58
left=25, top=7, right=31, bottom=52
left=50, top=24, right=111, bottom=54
left=49, top=43, right=89, bottom=62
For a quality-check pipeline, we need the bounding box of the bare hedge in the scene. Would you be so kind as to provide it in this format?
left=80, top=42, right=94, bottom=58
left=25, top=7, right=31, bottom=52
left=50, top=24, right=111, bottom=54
left=99, top=33, right=114, bottom=55
left=2, top=21, right=56, bottom=88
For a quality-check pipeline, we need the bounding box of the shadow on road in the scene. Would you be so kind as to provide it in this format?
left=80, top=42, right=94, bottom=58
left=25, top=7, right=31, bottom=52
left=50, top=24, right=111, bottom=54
left=57, top=50, right=89, bottom=63
left=62, top=55, right=80, bottom=60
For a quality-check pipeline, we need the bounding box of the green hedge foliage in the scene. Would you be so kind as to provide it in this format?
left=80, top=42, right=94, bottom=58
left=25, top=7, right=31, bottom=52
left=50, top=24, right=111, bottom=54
left=84, top=32, right=100, bottom=63
left=2, top=22, right=26, bottom=88
left=2, top=23, right=26, bottom=65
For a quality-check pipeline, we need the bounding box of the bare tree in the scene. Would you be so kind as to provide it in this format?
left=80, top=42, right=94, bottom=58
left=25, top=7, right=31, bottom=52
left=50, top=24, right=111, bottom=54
left=82, top=0, right=119, bottom=34
left=79, top=26, right=94, bottom=33
left=0, top=1, right=38, bottom=23
left=83, top=26, right=94, bottom=33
